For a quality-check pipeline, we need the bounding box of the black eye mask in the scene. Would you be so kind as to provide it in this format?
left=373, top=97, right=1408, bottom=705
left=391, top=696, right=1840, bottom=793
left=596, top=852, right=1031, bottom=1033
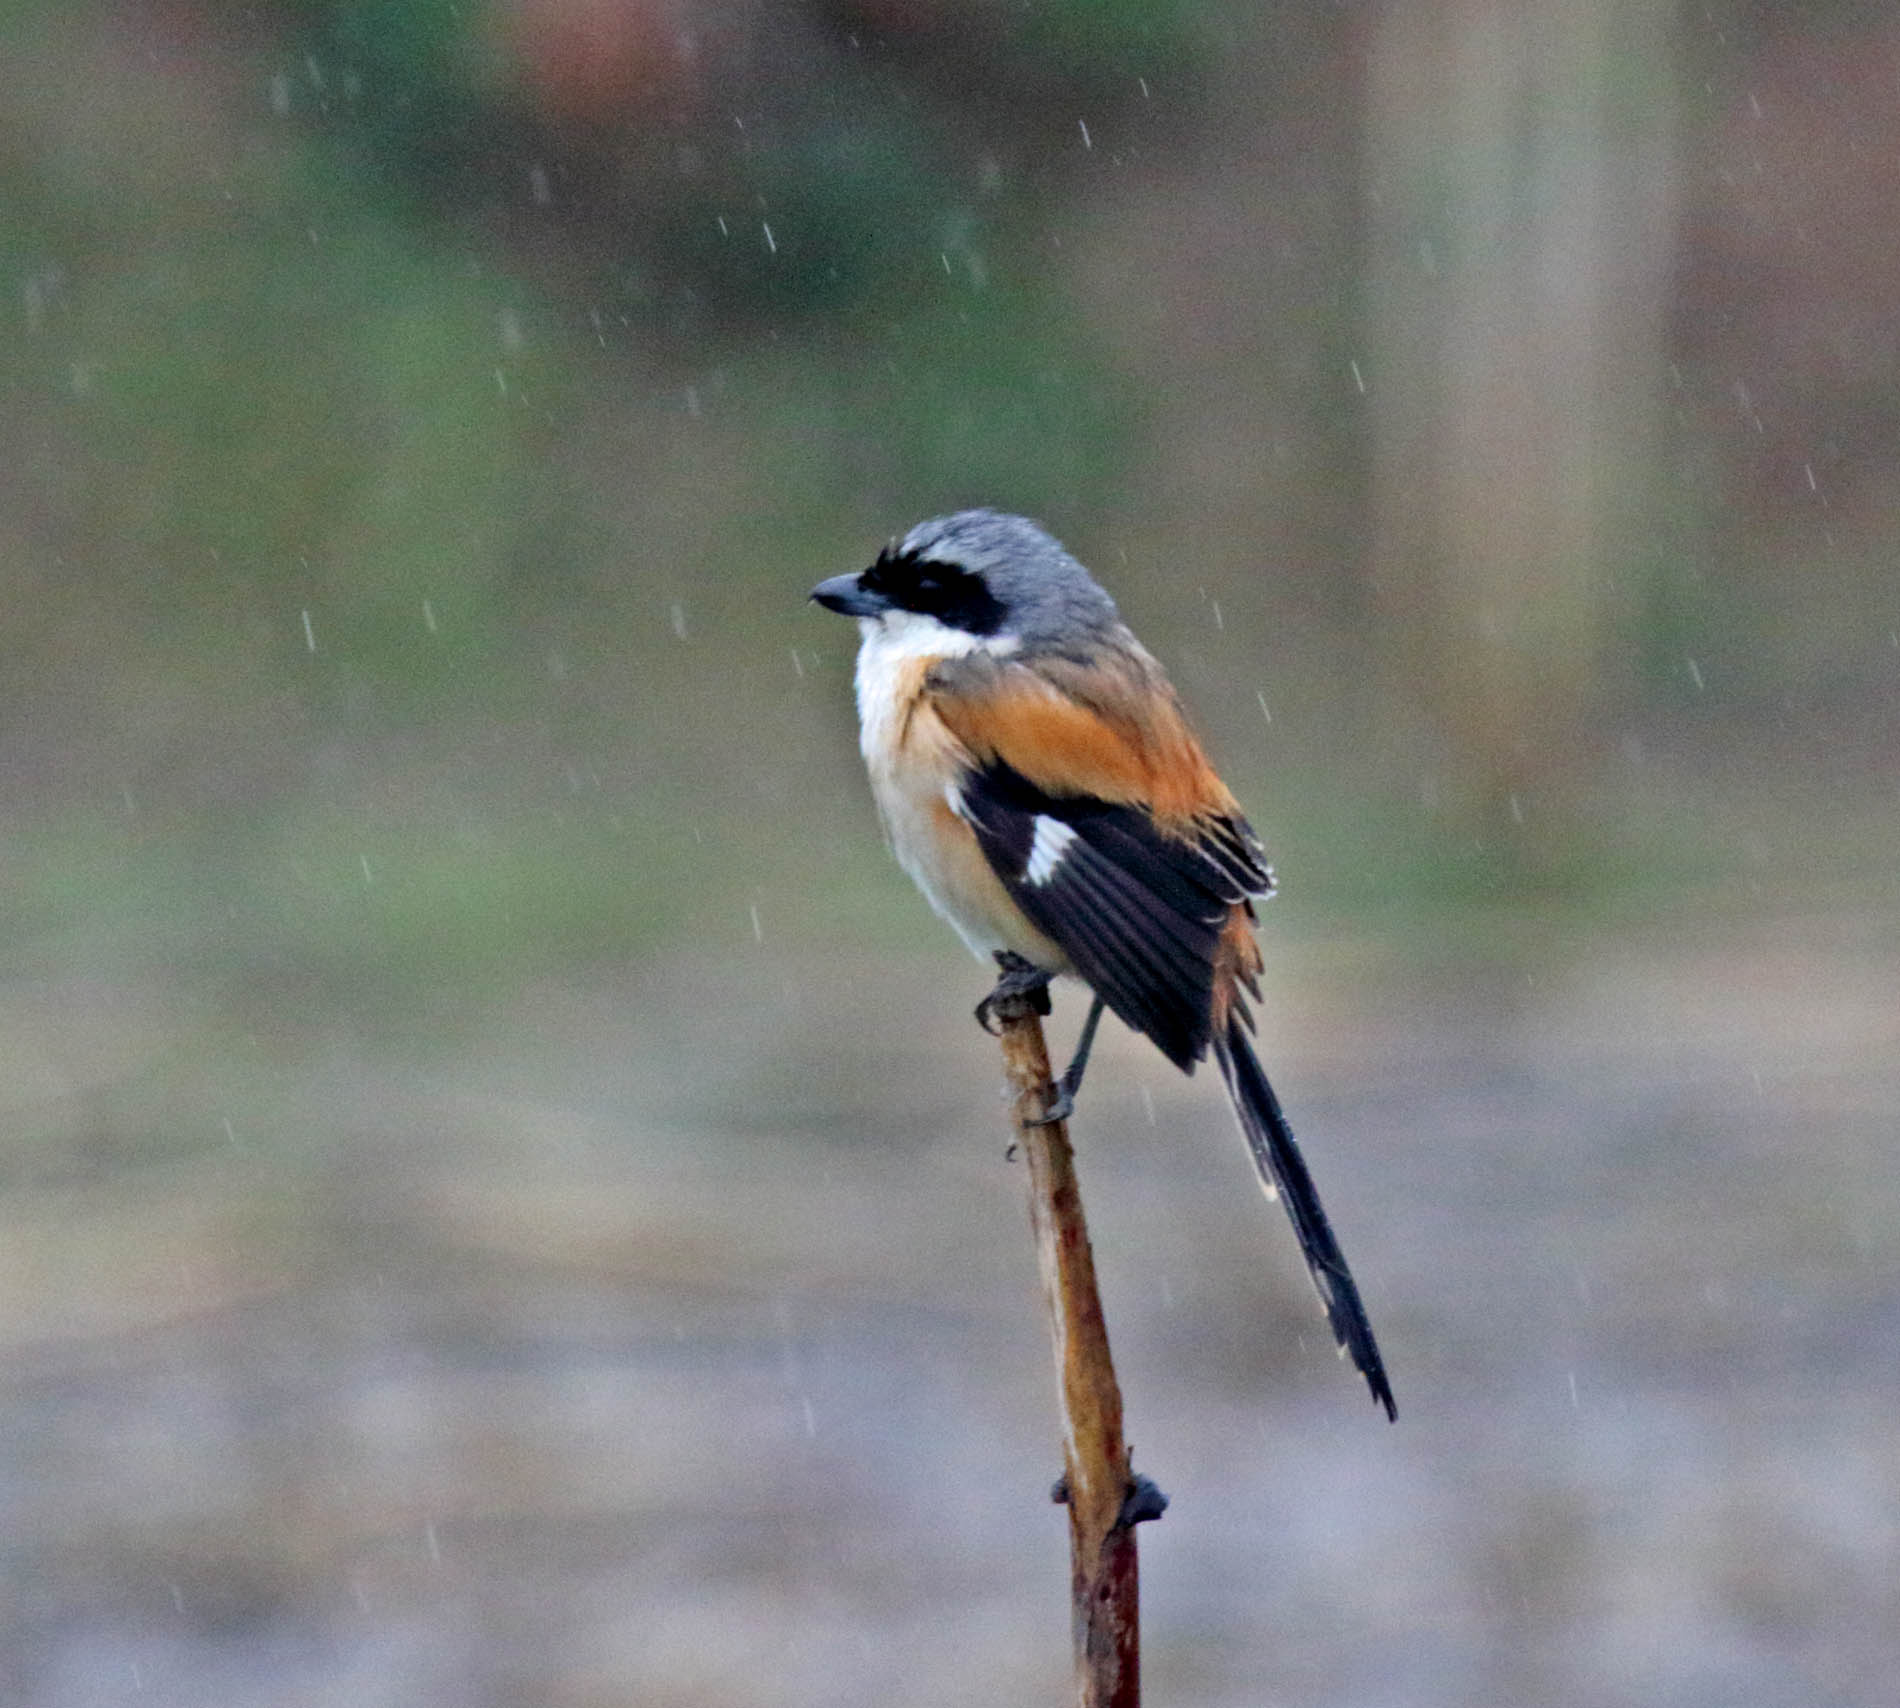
left=860, top=548, right=1008, bottom=637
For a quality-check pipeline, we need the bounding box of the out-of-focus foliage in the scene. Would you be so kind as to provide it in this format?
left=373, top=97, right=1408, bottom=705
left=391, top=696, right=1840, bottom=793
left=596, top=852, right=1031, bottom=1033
left=285, top=0, right=1208, bottom=345
left=0, top=0, right=1233, bottom=1017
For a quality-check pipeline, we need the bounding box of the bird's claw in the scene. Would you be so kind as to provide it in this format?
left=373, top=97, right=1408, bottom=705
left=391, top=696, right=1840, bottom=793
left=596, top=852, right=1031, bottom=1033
left=1024, top=1080, right=1076, bottom=1127
left=975, top=951, right=1052, bottom=1034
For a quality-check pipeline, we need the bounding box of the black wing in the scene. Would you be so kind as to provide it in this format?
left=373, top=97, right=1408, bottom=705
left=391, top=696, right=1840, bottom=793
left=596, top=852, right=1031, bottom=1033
left=958, top=759, right=1271, bottom=1071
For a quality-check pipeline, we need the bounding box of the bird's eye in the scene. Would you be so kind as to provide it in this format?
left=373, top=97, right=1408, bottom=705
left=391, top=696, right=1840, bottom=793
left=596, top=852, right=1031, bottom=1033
left=859, top=549, right=994, bottom=627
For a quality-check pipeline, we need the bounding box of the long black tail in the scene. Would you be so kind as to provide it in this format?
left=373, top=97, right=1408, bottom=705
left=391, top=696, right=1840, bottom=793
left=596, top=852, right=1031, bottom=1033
left=1212, top=1017, right=1396, bottom=1420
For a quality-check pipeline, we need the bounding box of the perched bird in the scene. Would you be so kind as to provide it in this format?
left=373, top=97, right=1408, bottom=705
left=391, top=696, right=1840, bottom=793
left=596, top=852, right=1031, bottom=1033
left=811, top=510, right=1394, bottom=1419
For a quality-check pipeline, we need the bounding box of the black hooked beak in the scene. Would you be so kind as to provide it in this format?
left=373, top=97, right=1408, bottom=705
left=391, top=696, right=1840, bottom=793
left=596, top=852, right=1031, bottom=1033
left=809, top=573, right=889, bottom=619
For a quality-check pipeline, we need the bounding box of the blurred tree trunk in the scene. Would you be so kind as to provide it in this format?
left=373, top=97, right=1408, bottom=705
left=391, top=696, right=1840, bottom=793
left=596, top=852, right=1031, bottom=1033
left=1364, top=0, right=1679, bottom=847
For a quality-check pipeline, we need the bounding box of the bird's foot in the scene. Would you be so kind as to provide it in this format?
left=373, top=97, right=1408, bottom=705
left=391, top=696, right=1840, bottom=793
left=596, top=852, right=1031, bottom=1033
left=1024, top=1078, right=1076, bottom=1128
left=975, top=951, right=1052, bottom=1034
left=1021, top=991, right=1104, bottom=1126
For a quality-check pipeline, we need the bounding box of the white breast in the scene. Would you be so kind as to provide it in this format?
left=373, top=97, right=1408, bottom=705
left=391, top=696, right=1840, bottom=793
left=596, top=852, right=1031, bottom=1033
left=850, top=612, right=1054, bottom=967
left=853, top=610, right=983, bottom=768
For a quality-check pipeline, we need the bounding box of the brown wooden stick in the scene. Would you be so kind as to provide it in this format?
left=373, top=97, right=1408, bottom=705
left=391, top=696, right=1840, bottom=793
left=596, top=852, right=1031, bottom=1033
left=992, top=991, right=1153, bottom=1708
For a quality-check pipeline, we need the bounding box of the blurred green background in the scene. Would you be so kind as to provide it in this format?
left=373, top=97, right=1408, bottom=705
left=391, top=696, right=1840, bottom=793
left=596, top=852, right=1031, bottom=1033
left=2, top=1, right=1896, bottom=1704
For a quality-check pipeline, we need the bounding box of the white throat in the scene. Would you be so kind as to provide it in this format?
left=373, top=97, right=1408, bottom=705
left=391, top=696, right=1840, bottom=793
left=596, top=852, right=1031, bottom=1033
left=852, top=610, right=1008, bottom=765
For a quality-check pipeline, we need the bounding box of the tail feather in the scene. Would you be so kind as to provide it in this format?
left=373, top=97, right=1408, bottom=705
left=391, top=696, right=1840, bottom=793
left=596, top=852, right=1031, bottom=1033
left=1212, top=1018, right=1396, bottom=1420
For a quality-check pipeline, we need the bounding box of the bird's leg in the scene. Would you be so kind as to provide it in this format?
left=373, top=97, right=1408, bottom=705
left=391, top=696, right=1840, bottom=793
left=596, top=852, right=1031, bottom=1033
left=974, top=950, right=1053, bottom=1034
left=1025, top=992, right=1106, bottom=1127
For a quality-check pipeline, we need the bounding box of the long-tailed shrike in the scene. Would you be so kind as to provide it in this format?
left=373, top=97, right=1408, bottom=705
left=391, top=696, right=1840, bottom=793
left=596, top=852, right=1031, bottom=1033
left=812, top=509, right=1393, bottom=1418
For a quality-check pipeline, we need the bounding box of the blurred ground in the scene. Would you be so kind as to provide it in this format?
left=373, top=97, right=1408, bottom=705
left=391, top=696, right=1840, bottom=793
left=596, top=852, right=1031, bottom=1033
left=3, top=864, right=1897, bottom=1706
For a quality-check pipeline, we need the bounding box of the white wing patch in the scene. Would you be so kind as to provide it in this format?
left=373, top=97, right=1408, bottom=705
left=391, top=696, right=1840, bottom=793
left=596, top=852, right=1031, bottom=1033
left=1024, top=815, right=1078, bottom=886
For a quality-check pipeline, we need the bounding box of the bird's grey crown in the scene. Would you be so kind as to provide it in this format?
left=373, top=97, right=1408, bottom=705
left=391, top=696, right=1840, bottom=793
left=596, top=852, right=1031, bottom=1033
left=898, top=509, right=1121, bottom=647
